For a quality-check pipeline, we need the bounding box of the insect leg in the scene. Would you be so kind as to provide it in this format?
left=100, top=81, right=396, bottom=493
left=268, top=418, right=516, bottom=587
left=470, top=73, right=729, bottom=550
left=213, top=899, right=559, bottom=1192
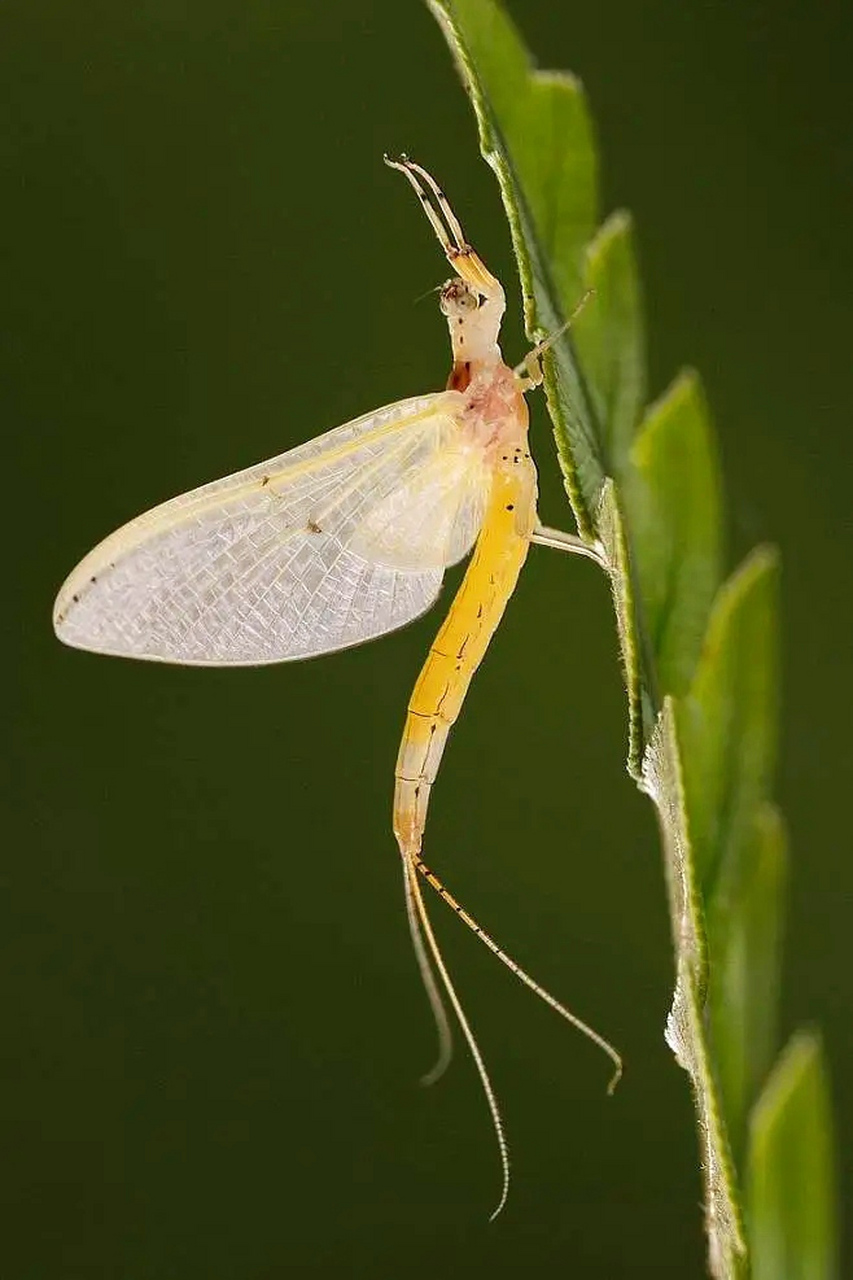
left=530, top=526, right=608, bottom=566
left=513, top=288, right=596, bottom=385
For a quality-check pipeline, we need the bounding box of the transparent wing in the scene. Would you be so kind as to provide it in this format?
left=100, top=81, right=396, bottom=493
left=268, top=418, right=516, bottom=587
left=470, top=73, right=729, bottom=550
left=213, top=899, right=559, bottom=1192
left=53, top=390, right=492, bottom=666
left=350, top=433, right=489, bottom=570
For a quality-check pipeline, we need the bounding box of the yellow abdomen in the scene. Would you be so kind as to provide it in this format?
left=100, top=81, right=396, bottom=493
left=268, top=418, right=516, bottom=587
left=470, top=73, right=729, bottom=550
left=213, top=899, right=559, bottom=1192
left=393, top=459, right=536, bottom=855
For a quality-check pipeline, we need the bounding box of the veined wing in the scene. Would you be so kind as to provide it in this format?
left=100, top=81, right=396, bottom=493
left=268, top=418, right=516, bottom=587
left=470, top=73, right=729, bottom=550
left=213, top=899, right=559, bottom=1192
left=53, top=390, right=492, bottom=666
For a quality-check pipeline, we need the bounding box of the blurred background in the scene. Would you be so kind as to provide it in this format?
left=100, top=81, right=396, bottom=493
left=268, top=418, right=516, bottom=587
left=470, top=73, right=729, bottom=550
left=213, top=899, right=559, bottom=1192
left=4, top=1, right=851, bottom=1275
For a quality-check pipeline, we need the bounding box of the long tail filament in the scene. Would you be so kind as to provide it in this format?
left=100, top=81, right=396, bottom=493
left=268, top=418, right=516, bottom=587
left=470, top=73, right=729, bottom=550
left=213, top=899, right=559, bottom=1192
left=404, top=852, right=512, bottom=1221
left=400, top=852, right=453, bottom=1086
left=413, top=853, right=623, bottom=1095
left=400, top=844, right=623, bottom=1220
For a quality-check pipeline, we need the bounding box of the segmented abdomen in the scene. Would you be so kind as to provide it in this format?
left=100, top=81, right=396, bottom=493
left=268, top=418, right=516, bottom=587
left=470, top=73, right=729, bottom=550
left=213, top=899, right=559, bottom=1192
left=393, top=464, right=535, bottom=855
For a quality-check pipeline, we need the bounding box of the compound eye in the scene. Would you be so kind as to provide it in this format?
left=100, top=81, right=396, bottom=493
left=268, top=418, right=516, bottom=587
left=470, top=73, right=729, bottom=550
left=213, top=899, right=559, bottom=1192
left=439, top=278, right=479, bottom=317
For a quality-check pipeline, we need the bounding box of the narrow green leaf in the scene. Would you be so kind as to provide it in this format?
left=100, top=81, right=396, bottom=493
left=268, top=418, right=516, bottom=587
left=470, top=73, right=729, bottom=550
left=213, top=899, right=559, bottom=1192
left=676, top=546, right=779, bottom=894
left=675, top=547, right=779, bottom=1146
left=630, top=370, right=723, bottom=697
left=574, top=211, right=646, bottom=474
left=748, top=1032, right=838, bottom=1280
left=712, top=803, right=787, bottom=1152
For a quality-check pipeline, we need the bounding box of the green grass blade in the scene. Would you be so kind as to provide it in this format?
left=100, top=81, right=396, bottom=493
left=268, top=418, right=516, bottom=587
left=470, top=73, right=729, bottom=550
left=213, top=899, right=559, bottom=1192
left=748, top=1032, right=838, bottom=1280
left=716, top=803, right=788, bottom=1158
left=427, top=3, right=835, bottom=1276
left=676, top=549, right=780, bottom=1150
left=575, top=211, right=646, bottom=476
left=629, top=371, right=723, bottom=698
left=676, top=548, right=779, bottom=895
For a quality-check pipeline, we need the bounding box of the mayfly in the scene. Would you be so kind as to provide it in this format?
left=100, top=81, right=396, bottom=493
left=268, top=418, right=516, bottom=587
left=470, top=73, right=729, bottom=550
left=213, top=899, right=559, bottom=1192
left=53, top=156, right=621, bottom=1217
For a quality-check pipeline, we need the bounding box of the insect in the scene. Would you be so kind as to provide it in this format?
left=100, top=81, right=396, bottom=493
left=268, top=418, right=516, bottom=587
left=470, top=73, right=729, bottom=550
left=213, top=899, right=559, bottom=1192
left=53, top=156, right=621, bottom=1217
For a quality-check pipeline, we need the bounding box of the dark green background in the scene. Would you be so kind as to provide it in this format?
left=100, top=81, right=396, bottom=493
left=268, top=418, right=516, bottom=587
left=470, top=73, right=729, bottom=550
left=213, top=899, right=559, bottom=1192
left=5, top=1, right=851, bottom=1275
